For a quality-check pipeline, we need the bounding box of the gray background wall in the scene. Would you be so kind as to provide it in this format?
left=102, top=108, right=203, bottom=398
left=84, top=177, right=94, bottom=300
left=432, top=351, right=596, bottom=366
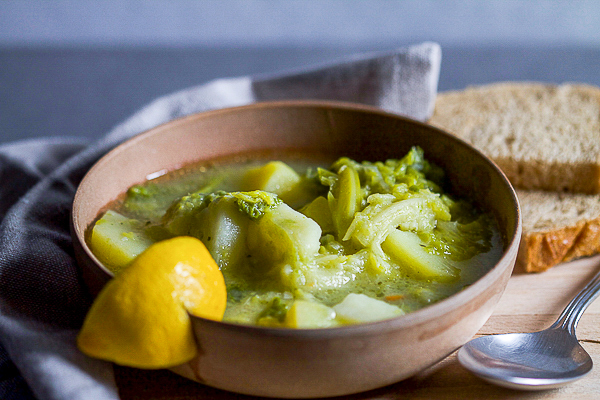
left=2, top=0, right=599, bottom=48
left=1, top=1, right=600, bottom=143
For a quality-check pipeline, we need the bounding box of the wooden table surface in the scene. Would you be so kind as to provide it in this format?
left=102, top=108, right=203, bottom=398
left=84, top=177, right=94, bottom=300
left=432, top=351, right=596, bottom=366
left=114, top=256, right=600, bottom=399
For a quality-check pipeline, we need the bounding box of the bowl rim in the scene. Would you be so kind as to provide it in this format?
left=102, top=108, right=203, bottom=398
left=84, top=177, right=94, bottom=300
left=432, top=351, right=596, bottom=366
left=72, top=99, right=522, bottom=337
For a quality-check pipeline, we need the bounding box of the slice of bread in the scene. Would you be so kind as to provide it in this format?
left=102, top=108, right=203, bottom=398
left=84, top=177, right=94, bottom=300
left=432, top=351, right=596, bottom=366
left=517, top=190, right=600, bottom=272
left=429, top=82, right=600, bottom=194
left=429, top=82, right=600, bottom=272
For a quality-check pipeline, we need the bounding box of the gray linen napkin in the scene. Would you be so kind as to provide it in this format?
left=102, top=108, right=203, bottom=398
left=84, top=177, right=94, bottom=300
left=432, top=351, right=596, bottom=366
left=0, top=42, right=440, bottom=400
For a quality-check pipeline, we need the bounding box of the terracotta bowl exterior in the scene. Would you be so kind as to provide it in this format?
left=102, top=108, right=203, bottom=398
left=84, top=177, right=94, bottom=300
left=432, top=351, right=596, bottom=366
left=71, top=101, right=521, bottom=398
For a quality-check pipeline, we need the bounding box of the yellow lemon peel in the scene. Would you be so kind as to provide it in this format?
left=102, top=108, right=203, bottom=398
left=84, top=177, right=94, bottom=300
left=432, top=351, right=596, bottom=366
left=77, top=236, right=226, bottom=369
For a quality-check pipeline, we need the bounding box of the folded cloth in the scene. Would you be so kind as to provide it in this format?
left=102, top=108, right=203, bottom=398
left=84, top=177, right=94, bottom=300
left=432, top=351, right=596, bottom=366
left=0, top=42, right=441, bottom=400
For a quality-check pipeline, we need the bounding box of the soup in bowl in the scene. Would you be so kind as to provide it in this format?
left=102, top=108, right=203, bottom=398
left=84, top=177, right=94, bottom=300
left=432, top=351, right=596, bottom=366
left=71, top=101, right=521, bottom=398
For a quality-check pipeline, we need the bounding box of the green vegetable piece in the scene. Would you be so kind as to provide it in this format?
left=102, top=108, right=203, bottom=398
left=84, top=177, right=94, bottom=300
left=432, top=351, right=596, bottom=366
left=381, top=229, right=459, bottom=281
left=345, top=196, right=434, bottom=248
left=161, top=192, right=206, bottom=236
left=333, top=293, right=404, bottom=324
left=89, top=210, right=155, bottom=274
left=421, top=218, right=493, bottom=261
left=330, top=164, right=363, bottom=239
left=315, top=167, right=338, bottom=188
left=284, top=300, right=337, bottom=328
left=162, top=190, right=281, bottom=237
left=329, top=147, right=444, bottom=196
left=230, top=191, right=282, bottom=220
left=257, top=296, right=290, bottom=324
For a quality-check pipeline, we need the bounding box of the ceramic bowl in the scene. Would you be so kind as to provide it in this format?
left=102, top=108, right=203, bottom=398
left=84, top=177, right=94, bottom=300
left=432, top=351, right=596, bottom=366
left=71, top=100, right=521, bottom=398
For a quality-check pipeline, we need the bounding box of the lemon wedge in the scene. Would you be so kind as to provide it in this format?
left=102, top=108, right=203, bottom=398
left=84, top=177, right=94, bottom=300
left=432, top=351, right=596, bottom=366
left=77, top=236, right=226, bottom=369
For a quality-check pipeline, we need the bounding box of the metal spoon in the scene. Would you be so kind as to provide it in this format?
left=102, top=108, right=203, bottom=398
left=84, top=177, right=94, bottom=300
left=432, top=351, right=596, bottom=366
left=458, top=268, right=600, bottom=390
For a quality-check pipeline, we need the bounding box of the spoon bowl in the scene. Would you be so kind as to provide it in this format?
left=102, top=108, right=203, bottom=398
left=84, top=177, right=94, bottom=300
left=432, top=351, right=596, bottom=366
left=459, top=265, right=600, bottom=390
left=459, top=328, right=592, bottom=390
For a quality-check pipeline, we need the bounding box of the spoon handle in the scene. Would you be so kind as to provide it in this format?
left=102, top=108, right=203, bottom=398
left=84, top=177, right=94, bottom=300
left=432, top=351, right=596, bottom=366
left=552, top=267, right=600, bottom=335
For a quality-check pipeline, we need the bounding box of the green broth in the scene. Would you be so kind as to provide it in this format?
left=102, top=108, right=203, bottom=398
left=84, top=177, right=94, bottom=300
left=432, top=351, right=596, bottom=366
left=94, top=150, right=503, bottom=328
left=119, top=159, right=279, bottom=222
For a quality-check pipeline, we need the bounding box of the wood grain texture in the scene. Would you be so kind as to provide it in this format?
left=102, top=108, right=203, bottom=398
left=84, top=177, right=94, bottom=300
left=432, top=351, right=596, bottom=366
left=115, top=255, right=600, bottom=399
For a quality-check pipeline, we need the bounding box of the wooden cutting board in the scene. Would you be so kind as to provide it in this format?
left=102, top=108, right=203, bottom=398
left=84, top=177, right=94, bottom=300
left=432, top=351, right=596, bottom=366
left=114, top=256, right=600, bottom=399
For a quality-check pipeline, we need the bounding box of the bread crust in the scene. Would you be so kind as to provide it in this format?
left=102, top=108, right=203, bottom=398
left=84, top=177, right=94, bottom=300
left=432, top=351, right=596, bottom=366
left=517, top=214, right=600, bottom=273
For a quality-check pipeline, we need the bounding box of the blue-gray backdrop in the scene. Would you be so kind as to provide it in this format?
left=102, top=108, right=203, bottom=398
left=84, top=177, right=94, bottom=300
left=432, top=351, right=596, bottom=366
left=1, top=0, right=599, bottom=143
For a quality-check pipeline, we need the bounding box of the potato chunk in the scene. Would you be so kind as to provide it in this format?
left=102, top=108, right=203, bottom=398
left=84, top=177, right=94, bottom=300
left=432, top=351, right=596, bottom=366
left=333, top=293, right=404, bottom=324
left=284, top=300, right=337, bottom=328
left=299, top=196, right=334, bottom=234
left=241, top=161, right=314, bottom=207
left=381, top=229, right=458, bottom=281
left=90, top=210, right=154, bottom=274
left=247, top=203, right=321, bottom=267
left=196, top=197, right=249, bottom=273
